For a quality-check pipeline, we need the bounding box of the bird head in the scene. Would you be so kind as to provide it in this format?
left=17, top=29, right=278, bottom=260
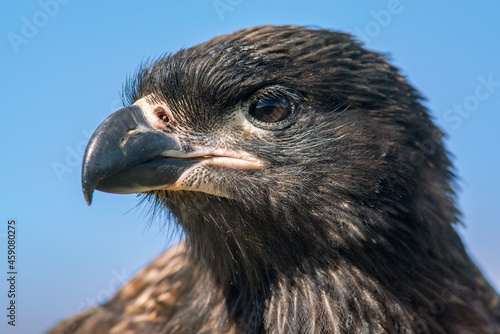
left=82, top=26, right=458, bottom=288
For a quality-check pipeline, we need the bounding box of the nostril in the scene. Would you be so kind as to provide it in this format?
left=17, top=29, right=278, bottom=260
left=154, top=106, right=170, bottom=124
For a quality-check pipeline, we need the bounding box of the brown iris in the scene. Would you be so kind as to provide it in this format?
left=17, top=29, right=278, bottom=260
left=250, top=96, right=291, bottom=123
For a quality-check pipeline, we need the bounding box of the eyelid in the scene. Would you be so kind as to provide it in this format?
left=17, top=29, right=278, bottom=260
left=255, top=96, right=288, bottom=109
left=245, top=89, right=296, bottom=130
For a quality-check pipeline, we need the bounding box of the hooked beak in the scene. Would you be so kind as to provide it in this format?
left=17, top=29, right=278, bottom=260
left=81, top=105, right=199, bottom=205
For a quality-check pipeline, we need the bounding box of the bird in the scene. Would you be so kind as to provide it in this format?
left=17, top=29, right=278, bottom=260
left=48, top=25, right=500, bottom=333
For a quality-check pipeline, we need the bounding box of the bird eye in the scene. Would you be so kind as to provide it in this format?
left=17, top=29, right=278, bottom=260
left=249, top=96, right=291, bottom=124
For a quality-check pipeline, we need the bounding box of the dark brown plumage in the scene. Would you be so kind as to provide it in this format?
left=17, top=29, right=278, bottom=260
left=49, top=26, right=500, bottom=333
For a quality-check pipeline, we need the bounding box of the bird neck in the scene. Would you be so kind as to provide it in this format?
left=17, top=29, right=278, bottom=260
left=163, top=188, right=489, bottom=332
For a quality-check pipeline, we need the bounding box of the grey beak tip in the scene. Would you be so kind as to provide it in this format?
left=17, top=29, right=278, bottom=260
left=84, top=190, right=93, bottom=206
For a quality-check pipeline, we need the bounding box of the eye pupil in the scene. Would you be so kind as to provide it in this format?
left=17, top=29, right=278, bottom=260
left=250, top=96, right=291, bottom=123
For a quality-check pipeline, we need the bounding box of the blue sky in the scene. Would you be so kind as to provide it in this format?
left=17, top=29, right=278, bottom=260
left=1, top=1, right=499, bottom=333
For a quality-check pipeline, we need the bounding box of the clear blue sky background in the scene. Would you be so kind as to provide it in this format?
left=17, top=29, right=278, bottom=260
left=1, top=1, right=499, bottom=333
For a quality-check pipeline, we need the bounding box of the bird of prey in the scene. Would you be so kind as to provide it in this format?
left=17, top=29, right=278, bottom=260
left=49, top=26, right=500, bottom=333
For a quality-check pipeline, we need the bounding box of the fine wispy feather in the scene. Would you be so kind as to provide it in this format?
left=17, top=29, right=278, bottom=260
left=49, top=26, right=500, bottom=333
